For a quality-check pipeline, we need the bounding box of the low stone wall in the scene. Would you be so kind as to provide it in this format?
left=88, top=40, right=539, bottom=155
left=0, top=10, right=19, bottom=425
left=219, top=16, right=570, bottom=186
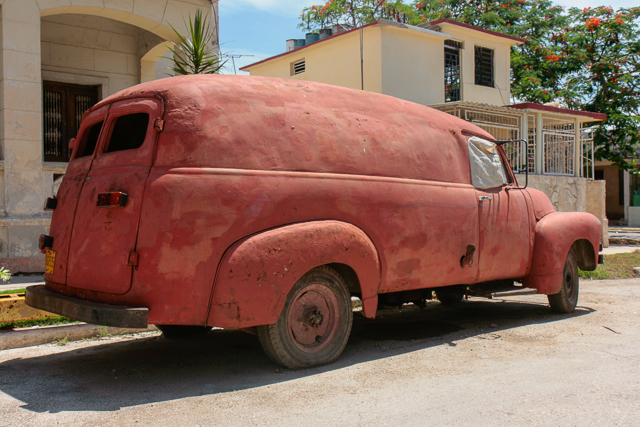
left=515, top=174, right=608, bottom=247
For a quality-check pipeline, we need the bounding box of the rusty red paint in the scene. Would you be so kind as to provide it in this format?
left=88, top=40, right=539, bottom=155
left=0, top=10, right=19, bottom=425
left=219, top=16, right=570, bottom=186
left=36, top=75, right=601, bottom=331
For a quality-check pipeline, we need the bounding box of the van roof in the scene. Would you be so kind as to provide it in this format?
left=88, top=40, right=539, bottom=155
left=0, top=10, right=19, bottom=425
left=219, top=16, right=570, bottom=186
left=92, top=75, right=495, bottom=184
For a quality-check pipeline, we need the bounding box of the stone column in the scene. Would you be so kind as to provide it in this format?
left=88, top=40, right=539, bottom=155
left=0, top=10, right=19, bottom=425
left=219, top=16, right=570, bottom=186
left=0, top=0, right=47, bottom=272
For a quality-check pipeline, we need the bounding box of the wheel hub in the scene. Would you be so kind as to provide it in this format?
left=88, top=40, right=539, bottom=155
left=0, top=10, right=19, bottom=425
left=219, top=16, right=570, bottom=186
left=303, top=308, right=324, bottom=328
left=287, top=284, right=340, bottom=351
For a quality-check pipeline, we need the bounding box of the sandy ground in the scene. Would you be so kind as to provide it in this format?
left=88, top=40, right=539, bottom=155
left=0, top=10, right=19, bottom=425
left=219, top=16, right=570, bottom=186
left=0, top=278, right=638, bottom=426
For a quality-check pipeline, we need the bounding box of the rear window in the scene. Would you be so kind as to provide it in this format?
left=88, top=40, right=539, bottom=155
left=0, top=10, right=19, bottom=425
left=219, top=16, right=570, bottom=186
left=104, top=113, right=150, bottom=153
left=75, top=121, right=103, bottom=158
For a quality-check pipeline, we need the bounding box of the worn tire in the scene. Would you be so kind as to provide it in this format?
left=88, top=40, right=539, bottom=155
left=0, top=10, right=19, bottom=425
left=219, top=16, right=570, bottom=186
left=156, top=325, right=212, bottom=339
left=257, top=266, right=353, bottom=369
left=548, top=251, right=579, bottom=313
left=435, top=287, right=465, bottom=304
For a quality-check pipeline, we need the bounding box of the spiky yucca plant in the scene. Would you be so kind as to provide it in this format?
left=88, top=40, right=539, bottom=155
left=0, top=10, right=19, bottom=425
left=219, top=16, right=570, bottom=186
left=165, top=9, right=225, bottom=75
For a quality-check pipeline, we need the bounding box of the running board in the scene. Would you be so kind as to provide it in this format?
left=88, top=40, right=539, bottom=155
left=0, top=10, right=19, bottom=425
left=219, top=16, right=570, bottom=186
left=467, top=287, right=538, bottom=299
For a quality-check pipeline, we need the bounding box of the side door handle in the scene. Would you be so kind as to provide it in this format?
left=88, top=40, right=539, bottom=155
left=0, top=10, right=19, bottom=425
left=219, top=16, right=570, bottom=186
left=478, top=196, right=493, bottom=201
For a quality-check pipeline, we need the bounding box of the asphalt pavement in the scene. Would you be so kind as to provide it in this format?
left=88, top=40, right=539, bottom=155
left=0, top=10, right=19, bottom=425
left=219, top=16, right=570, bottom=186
left=0, top=278, right=638, bottom=426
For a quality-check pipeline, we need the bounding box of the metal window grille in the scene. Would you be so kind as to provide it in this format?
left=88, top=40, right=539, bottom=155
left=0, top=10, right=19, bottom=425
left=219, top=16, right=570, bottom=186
left=43, top=81, right=98, bottom=162
left=463, top=111, right=522, bottom=172
left=581, top=125, right=595, bottom=179
left=474, top=46, right=494, bottom=87
left=527, top=115, right=536, bottom=174
left=75, top=94, right=94, bottom=130
left=543, top=133, right=574, bottom=175
left=542, top=117, right=575, bottom=176
left=292, top=59, right=305, bottom=75
left=444, top=46, right=461, bottom=102
left=43, top=90, right=64, bottom=158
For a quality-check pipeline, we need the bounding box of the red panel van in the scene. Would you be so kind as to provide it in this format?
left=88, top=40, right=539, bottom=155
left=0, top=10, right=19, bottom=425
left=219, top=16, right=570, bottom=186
left=27, top=75, right=602, bottom=368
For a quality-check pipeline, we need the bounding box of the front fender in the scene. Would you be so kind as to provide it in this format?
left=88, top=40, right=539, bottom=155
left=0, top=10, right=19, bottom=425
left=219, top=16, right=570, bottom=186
left=522, top=212, right=601, bottom=295
left=207, top=221, right=381, bottom=328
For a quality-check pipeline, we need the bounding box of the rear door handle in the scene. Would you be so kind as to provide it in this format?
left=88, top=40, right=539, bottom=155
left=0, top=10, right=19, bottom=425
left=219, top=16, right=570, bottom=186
left=478, top=196, right=493, bottom=201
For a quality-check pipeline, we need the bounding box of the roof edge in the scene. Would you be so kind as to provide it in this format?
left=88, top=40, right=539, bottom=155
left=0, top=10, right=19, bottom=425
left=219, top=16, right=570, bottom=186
left=508, top=102, right=607, bottom=121
left=241, top=20, right=450, bottom=71
left=429, top=18, right=525, bottom=44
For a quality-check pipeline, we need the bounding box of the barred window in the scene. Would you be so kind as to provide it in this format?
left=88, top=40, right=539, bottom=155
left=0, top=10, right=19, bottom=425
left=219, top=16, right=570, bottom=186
left=43, top=81, right=99, bottom=162
left=444, top=43, right=461, bottom=102
left=474, top=46, right=494, bottom=88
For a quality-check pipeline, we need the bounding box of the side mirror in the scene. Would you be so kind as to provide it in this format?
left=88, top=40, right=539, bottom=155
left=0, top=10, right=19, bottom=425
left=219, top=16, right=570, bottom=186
left=69, top=138, right=77, bottom=150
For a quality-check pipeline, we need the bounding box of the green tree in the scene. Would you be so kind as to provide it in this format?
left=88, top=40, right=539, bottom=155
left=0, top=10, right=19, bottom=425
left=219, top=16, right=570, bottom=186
left=165, top=9, right=225, bottom=75
left=299, top=0, right=413, bottom=32
left=542, top=7, right=640, bottom=167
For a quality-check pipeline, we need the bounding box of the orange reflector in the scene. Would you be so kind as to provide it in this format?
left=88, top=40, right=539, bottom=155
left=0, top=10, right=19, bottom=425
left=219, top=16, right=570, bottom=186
left=97, top=192, right=128, bottom=208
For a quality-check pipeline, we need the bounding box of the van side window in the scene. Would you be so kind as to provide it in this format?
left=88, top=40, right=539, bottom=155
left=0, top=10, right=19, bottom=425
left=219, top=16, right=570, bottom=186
left=468, top=136, right=508, bottom=189
left=104, top=113, right=150, bottom=153
left=75, top=121, right=103, bottom=158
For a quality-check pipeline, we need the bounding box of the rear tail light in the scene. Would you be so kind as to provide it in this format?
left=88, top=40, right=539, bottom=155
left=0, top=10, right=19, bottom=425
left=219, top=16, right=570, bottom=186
left=39, top=234, right=53, bottom=253
left=97, top=192, right=127, bottom=208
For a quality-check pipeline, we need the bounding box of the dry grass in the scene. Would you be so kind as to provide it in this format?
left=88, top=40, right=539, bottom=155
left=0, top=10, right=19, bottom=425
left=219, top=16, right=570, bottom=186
left=580, top=251, right=640, bottom=280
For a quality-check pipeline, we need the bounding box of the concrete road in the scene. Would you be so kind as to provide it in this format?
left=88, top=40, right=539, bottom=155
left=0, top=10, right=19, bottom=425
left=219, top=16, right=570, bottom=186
left=0, top=279, right=638, bottom=427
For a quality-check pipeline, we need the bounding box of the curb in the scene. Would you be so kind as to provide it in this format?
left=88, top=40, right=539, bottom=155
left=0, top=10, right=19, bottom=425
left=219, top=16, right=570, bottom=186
left=0, top=323, right=158, bottom=350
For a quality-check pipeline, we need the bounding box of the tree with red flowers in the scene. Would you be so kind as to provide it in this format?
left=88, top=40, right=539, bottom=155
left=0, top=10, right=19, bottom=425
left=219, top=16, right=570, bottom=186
left=299, top=0, right=413, bottom=31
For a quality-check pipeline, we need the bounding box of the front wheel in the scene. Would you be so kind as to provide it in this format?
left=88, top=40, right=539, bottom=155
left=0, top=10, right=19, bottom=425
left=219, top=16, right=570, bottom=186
left=257, top=266, right=353, bottom=369
left=548, top=251, right=579, bottom=313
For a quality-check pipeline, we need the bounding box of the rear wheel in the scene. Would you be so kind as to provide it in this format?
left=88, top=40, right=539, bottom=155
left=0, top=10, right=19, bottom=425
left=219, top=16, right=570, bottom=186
left=257, top=266, right=353, bottom=369
left=156, top=325, right=212, bottom=339
left=548, top=251, right=579, bottom=313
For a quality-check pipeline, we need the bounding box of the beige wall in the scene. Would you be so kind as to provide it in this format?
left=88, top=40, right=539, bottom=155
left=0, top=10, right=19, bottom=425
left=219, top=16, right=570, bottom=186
left=246, top=21, right=516, bottom=108
left=247, top=26, right=384, bottom=93
left=380, top=26, right=444, bottom=105
left=42, top=14, right=141, bottom=96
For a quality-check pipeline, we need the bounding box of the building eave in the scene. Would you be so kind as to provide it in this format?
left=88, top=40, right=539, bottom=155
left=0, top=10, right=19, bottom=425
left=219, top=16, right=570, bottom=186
left=427, top=19, right=525, bottom=45
left=508, top=102, right=607, bottom=122
left=241, top=20, right=450, bottom=71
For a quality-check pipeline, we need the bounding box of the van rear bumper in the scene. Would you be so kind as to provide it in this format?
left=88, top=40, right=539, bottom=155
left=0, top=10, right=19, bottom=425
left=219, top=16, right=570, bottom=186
left=25, top=285, right=148, bottom=329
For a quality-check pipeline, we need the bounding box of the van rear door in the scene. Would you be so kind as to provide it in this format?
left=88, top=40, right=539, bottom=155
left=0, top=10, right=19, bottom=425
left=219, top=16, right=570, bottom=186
left=66, top=98, right=163, bottom=294
left=46, top=104, right=110, bottom=286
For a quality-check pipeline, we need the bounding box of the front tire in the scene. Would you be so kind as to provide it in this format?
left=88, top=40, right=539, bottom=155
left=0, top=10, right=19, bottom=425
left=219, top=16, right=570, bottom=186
left=257, top=266, right=353, bottom=369
left=548, top=251, right=579, bottom=313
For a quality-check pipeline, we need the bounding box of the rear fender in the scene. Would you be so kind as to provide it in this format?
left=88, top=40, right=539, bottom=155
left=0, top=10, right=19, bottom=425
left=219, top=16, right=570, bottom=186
left=522, top=212, right=601, bottom=295
left=207, top=221, right=381, bottom=328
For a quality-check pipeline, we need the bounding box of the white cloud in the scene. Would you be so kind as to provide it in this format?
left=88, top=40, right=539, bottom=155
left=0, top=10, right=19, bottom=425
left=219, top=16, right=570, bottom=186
left=221, top=0, right=317, bottom=17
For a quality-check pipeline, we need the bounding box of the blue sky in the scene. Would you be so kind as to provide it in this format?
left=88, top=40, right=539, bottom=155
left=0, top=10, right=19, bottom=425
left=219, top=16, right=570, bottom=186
left=219, top=0, right=639, bottom=75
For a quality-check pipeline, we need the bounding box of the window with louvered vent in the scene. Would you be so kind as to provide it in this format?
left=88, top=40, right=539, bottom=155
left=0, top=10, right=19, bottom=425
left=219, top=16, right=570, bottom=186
left=474, top=46, right=494, bottom=88
left=291, top=59, right=306, bottom=75
left=43, top=81, right=99, bottom=162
